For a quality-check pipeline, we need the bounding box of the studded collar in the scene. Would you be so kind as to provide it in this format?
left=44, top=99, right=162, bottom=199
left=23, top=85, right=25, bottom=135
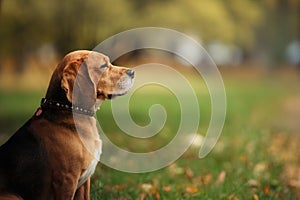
left=40, top=98, right=95, bottom=116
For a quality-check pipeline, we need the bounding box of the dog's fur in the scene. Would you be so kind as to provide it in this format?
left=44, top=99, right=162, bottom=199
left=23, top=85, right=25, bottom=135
left=0, top=50, right=134, bottom=200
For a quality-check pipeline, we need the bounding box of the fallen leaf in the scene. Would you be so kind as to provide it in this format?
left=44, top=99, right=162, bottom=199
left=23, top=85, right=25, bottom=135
left=228, top=194, right=239, bottom=200
left=289, top=179, right=300, bottom=188
left=195, top=173, right=213, bottom=185
left=141, top=183, right=153, bottom=194
left=184, top=167, right=194, bottom=180
left=263, top=185, right=270, bottom=194
left=253, top=162, right=268, bottom=177
left=185, top=186, right=198, bottom=194
left=203, top=173, right=213, bottom=185
left=154, top=192, right=160, bottom=199
left=139, top=193, right=146, bottom=200
left=113, top=184, right=125, bottom=191
left=168, top=163, right=184, bottom=176
left=140, top=183, right=160, bottom=200
left=253, top=194, right=259, bottom=200
left=239, top=154, right=248, bottom=162
left=228, top=194, right=234, bottom=200
left=216, top=170, right=226, bottom=184
left=162, top=186, right=172, bottom=192
left=247, top=179, right=260, bottom=188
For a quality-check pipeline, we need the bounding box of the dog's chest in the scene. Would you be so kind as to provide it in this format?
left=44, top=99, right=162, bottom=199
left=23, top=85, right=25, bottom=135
left=77, top=139, right=102, bottom=188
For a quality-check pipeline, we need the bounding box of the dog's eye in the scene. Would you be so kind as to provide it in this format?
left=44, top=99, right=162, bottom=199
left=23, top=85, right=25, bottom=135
left=100, top=63, right=108, bottom=69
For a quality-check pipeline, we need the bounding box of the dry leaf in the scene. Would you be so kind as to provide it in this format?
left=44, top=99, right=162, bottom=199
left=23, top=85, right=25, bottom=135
left=113, top=184, right=125, bottom=191
left=139, top=193, right=146, bottom=200
left=154, top=192, right=160, bottom=199
left=289, top=179, right=300, bottom=188
left=248, top=179, right=260, bottom=188
left=184, top=167, right=194, bottom=180
left=216, top=170, right=226, bottom=184
left=162, top=186, right=172, bottom=192
left=227, top=194, right=235, bottom=200
left=195, top=173, right=213, bottom=185
left=141, top=183, right=154, bottom=194
left=185, top=186, right=198, bottom=194
left=253, top=194, right=259, bottom=200
left=253, top=162, right=268, bottom=177
left=203, top=173, right=213, bottom=185
left=168, top=163, right=184, bottom=176
left=228, top=194, right=239, bottom=200
left=239, top=154, right=248, bottom=162
left=263, top=185, right=270, bottom=194
left=140, top=183, right=160, bottom=200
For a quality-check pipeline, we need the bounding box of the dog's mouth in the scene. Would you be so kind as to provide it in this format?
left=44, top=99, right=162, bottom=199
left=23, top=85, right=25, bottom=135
left=107, top=93, right=124, bottom=100
left=97, top=92, right=129, bottom=100
left=97, top=75, right=134, bottom=100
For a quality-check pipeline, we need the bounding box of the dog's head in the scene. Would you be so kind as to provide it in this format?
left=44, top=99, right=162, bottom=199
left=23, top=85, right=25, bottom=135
left=46, top=50, right=134, bottom=111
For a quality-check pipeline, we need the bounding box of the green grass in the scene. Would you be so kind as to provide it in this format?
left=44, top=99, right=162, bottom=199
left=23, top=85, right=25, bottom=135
left=0, top=70, right=300, bottom=199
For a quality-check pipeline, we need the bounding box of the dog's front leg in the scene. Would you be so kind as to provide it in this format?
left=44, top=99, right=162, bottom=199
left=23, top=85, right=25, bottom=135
left=74, top=178, right=90, bottom=200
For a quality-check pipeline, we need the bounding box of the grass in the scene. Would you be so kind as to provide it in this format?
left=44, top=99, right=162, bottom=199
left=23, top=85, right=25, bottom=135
left=0, top=68, right=300, bottom=199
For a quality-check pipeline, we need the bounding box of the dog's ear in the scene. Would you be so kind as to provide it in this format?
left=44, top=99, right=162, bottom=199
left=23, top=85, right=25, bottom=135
left=85, top=53, right=108, bottom=96
left=61, top=53, right=106, bottom=108
left=61, top=61, right=78, bottom=102
left=61, top=58, right=98, bottom=108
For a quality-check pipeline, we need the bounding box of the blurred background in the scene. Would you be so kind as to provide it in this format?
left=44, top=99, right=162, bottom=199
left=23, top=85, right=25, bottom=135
left=0, top=0, right=299, bottom=89
left=0, top=0, right=300, bottom=199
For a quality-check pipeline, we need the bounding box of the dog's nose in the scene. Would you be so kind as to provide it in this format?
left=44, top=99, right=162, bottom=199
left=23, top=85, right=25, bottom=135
left=126, top=69, right=135, bottom=78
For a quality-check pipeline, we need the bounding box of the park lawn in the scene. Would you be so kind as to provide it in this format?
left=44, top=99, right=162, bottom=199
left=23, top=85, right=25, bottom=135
left=92, top=69, right=300, bottom=200
left=0, top=69, right=299, bottom=199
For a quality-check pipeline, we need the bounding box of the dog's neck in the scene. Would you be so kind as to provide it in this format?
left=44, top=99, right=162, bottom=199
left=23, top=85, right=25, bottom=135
left=43, top=65, right=105, bottom=118
left=40, top=98, right=97, bottom=116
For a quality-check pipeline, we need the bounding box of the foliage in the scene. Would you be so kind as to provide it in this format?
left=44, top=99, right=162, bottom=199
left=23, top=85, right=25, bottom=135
left=0, top=0, right=299, bottom=69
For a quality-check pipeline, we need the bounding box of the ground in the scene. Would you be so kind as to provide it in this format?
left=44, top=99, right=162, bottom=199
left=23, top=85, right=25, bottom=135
left=0, top=67, right=300, bottom=199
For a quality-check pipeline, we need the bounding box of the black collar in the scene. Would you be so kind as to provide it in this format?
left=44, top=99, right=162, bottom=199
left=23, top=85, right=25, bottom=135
left=40, top=98, right=95, bottom=116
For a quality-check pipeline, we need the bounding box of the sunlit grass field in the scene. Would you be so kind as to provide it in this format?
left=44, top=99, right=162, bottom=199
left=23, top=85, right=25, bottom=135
left=0, top=68, right=300, bottom=199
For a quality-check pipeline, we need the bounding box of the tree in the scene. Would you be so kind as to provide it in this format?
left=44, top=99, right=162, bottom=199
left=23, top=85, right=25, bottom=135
left=0, top=0, right=298, bottom=71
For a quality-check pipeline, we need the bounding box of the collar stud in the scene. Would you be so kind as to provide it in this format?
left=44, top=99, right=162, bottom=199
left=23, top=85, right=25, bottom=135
left=40, top=98, right=95, bottom=116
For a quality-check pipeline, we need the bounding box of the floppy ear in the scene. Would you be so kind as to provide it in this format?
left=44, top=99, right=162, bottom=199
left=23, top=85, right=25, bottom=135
left=85, top=53, right=107, bottom=96
left=75, top=60, right=98, bottom=106
left=61, top=59, right=98, bottom=108
left=61, top=62, right=78, bottom=103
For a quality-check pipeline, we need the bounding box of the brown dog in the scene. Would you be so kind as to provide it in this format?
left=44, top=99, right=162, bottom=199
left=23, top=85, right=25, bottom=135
left=0, top=50, right=134, bottom=200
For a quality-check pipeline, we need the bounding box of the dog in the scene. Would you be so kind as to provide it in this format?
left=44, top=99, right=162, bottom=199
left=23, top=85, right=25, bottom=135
left=0, top=50, right=134, bottom=200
